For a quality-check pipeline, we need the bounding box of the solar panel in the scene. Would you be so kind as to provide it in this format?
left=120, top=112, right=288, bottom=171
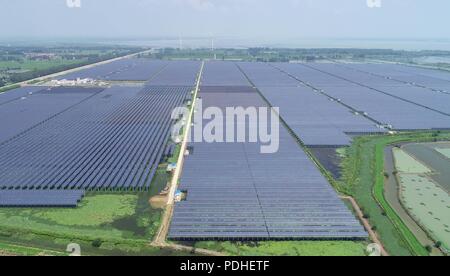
left=0, top=190, right=85, bottom=207
left=272, top=62, right=450, bottom=131
left=57, top=58, right=168, bottom=81
left=0, top=86, right=104, bottom=144
left=168, top=82, right=366, bottom=240
left=0, top=86, right=191, bottom=191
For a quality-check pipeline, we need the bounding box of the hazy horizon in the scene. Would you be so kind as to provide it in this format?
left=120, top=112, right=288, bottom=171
left=1, top=0, right=450, bottom=50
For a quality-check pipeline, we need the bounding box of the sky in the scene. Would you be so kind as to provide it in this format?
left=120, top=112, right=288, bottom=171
left=1, top=0, right=450, bottom=47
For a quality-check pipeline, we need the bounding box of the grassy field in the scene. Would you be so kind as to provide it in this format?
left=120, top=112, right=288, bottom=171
left=0, top=241, right=67, bottom=256
left=195, top=241, right=368, bottom=256
left=0, top=168, right=181, bottom=256
left=0, top=59, right=83, bottom=72
left=340, top=131, right=450, bottom=256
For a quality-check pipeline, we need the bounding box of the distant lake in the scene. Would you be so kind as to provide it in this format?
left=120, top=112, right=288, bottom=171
left=415, top=56, right=450, bottom=64
left=104, top=38, right=450, bottom=51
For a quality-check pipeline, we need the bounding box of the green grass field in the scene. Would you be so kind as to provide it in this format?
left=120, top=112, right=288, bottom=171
left=0, top=241, right=67, bottom=256
left=340, top=131, right=450, bottom=256
left=195, top=241, right=368, bottom=256
left=0, top=192, right=178, bottom=256
left=0, top=166, right=191, bottom=256
left=0, top=59, right=83, bottom=72
left=0, top=193, right=149, bottom=242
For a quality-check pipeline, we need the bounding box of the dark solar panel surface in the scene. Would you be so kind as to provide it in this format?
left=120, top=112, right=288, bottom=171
left=0, top=86, right=47, bottom=106
left=257, top=86, right=382, bottom=146
left=0, top=190, right=85, bottom=207
left=237, top=62, right=301, bottom=87
left=57, top=59, right=133, bottom=80
left=202, top=61, right=251, bottom=86
left=169, top=84, right=366, bottom=240
left=0, top=86, right=191, bottom=191
left=0, top=87, right=103, bottom=144
left=236, top=62, right=384, bottom=146
left=58, top=58, right=168, bottom=81
left=272, top=63, right=450, bottom=130
left=147, top=61, right=201, bottom=86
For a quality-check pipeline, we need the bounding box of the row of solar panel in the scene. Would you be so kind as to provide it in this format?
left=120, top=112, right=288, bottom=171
left=236, top=61, right=450, bottom=146
left=0, top=86, right=191, bottom=191
left=58, top=58, right=168, bottom=81
left=0, top=190, right=85, bottom=207
left=0, top=86, right=104, bottom=144
left=58, top=59, right=202, bottom=85
left=169, top=84, right=367, bottom=240
left=270, top=62, right=450, bottom=131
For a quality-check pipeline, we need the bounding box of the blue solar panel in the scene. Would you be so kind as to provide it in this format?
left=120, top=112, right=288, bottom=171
left=58, top=58, right=168, bottom=81
left=272, top=62, right=450, bottom=131
left=0, top=86, right=46, bottom=106
left=168, top=83, right=367, bottom=240
left=202, top=61, right=251, bottom=86
left=147, top=61, right=201, bottom=86
left=0, top=86, right=191, bottom=191
left=0, top=190, right=85, bottom=207
left=0, top=86, right=104, bottom=144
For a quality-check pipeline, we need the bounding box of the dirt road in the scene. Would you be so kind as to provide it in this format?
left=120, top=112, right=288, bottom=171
left=341, top=196, right=389, bottom=256
left=152, top=61, right=205, bottom=250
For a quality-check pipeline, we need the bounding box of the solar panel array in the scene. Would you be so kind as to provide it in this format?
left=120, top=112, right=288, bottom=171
left=201, top=61, right=251, bottom=86
left=256, top=86, right=383, bottom=146
left=0, top=86, right=190, bottom=191
left=58, top=58, right=168, bottom=81
left=237, top=62, right=300, bottom=87
left=237, top=62, right=384, bottom=146
left=0, top=87, right=104, bottom=144
left=0, top=190, right=85, bottom=207
left=344, top=63, right=450, bottom=91
left=0, top=86, right=46, bottom=106
left=147, top=61, right=201, bottom=86
left=272, top=62, right=450, bottom=131
left=169, top=62, right=367, bottom=240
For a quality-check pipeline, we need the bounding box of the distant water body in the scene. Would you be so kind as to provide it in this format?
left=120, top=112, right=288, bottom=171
left=105, top=38, right=450, bottom=51
left=2, top=38, right=450, bottom=51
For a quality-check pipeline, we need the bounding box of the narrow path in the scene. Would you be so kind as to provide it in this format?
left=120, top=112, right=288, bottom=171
left=152, top=61, right=205, bottom=248
left=340, top=196, right=389, bottom=256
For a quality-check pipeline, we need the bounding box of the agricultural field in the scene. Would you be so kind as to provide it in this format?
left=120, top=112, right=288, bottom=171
left=0, top=170, right=177, bottom=256
left=392, top=143, right=450, bottom=252
left=0, top=46, right=140, bottom=87
left=397, top=174, right=450, bottom=252
left=392, top=148, right=432, bottom=174
left=339, top=131, right=450, bottom=256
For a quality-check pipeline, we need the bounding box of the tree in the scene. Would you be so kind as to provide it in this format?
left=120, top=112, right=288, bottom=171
left=92, top=239, right=103, bottom=248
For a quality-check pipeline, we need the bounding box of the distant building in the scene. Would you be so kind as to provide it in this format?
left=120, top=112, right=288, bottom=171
left=49, top=78, right=107, bottom=87
left=174, top=190, right=183, bottom=202
left=167, top=163, right=177, bottom=173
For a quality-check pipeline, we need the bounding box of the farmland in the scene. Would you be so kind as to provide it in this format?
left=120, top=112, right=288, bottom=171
left=394, top=143, right=450, bottom=252
left=0, top=46, right=141, bottom=88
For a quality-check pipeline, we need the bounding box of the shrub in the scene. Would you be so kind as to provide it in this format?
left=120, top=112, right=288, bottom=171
left=92, top=239, right=103, bottom=248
